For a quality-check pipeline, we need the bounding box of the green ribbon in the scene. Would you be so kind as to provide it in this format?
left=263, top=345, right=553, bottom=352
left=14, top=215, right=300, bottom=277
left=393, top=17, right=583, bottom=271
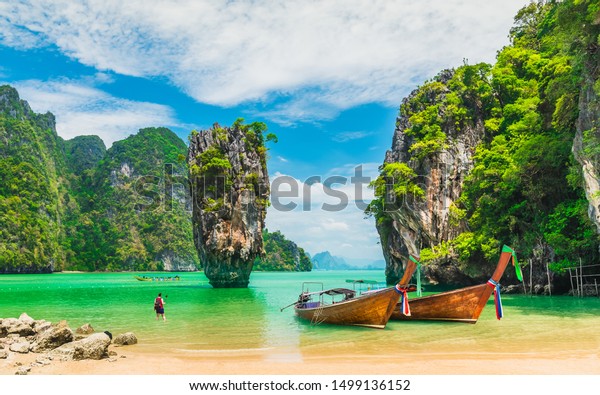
left=502, top=245, right=523, bottom=282
left=409, top=255, right=422, bottom=297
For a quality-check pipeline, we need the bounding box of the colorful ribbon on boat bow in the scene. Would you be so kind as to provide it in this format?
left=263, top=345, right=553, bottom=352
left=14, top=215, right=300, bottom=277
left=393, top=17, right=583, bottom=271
left=394, top=284, right=411, bottom=316
left=486, top=279, right=503, bottom=320
left=409, top=255, right=422, bottom=297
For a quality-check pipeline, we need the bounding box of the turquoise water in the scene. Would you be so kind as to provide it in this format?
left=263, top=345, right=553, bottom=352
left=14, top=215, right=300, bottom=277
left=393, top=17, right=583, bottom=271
left=1, top=271, right=600, bottom=362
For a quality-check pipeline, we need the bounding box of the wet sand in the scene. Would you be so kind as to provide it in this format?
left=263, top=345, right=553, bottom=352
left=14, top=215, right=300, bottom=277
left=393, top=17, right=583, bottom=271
left=2, top=343, right=599, bottom=375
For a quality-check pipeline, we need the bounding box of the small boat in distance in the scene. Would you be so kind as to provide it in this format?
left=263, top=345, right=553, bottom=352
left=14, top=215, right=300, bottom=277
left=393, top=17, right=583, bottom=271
left=134, top=275, right=181, bottom=282
left=390, top=245, right=522, bottom=323
left=284, top=256, right=419, bottom=329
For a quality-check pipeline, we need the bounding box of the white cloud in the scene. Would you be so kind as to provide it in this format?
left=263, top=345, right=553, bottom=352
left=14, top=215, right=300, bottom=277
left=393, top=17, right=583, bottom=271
left=0, top=0, right=528, bottom=124
left=332, top=131, right=373, bottom=143
left=267, top=164, right=383, bottom=261
left=0, top=11, right=46, bottom=49
left=321, top=219, right=350, bottom=231
left=12, top=78, right=180, bottom=146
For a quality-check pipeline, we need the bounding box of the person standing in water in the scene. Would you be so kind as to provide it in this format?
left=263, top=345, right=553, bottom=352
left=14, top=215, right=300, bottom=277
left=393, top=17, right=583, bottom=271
left=154, top=293, right=166, bottom=321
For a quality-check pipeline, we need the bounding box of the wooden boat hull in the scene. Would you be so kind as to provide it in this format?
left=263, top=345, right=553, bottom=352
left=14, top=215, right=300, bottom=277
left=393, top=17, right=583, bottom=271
left=391, top=249, right=515, bottom=323
left=390, top=283, right=491, bottom=323
left=294, top=287, right=401, bottom=329
left=134, top=276, right=153, bottom=282
left=134, top=276, right=181, bottom=282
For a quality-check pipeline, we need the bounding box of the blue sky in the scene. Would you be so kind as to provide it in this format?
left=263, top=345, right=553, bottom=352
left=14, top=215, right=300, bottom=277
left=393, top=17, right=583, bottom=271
left=0, top=0, right=528, bottom=263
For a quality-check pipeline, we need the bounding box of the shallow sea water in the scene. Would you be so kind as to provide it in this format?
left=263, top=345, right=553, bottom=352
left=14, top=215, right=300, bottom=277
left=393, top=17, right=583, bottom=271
left=1, top=270, right=600, bottom=369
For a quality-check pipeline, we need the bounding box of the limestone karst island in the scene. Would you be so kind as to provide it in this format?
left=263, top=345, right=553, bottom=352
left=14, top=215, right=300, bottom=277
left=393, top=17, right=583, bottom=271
left=1, top=0, right=600, bottom=381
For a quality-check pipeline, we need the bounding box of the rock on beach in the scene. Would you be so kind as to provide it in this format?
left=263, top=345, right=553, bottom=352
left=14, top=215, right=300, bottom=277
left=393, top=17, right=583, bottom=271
left=113, top=332, right=138, bottom=346
left=9, top=341, right=30, bottom=354
left=75, top=323, right=95, bottom=335
left=30, top=321, right=74, bottom=353
left=1, top=313, right=136, bottom=374
left=49, top=332, right=112, bottom=361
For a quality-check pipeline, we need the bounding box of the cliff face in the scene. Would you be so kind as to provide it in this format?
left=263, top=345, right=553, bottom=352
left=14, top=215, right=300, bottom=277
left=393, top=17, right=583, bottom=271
left=1, top=84, right=199, bottom=272
left=375, top=69, right=488, bottom=285
left=80, top=127, right=199, bottom=271
left=373, top=2, right=600, bottom=291
left=188, top=121, right=270, bottom=287
left=573, top=48, right=600, bottom=233
left=311, top=251, right=351, bottom=270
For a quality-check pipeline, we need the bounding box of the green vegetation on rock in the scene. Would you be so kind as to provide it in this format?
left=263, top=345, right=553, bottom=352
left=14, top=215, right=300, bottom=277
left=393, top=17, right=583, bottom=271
left=370, top=0, right=600, bottom=280
left=452, top=0, right=600, bottom=270
left=0, top=86, right=198, bottom=272
left=254, top=230, right=312, bottom=272
left=69, top=127, right=199, bottom=271
left=0, top=86, right=68, bottom=272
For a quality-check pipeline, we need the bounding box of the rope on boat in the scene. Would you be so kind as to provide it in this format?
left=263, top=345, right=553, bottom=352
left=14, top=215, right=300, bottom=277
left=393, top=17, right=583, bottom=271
left=486, top=279, right=503, bottom=320
left=394, top=284, right=411, bottom=316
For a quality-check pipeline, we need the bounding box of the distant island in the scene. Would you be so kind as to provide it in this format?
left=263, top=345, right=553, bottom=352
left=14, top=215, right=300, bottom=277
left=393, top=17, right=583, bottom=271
left=311, top=251, right=384, bottom=271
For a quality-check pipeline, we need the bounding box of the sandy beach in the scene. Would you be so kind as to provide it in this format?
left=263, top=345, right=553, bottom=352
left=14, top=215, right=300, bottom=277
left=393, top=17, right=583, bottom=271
left=2, top=342, right=599, bottom=375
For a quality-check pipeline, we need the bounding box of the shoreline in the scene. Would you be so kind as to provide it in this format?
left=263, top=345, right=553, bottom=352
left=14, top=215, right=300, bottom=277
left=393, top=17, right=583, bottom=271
left=2, top=342, right=599, bottom=375
left=3, top=279, right=600, bottom=377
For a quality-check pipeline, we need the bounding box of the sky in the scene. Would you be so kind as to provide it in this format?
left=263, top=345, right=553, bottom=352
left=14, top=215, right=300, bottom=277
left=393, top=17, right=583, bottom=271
left=0, top=0, right=529, bottom=264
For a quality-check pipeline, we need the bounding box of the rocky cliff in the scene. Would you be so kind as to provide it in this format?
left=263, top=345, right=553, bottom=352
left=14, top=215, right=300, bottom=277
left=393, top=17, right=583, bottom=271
left=79, top=127, right=199, bottom=271
left=372, top=68, right=488, bottom=285
left=573, top=42, right=600, bottom=233
left=188, top=120, right=271, bottom=287
left=372, top=1, right=600, bottom=291
left=1, top=85, right=199, bottom=272
left=311, top=251, right=352, bottom=270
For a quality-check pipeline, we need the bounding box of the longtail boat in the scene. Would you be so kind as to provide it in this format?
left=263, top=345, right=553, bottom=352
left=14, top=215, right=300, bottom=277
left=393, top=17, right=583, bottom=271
left=390, top=245, right=522, bottom=323
left=285, top=256, right=418, bottom=329
left=134, top=275, right=181, bottom=282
